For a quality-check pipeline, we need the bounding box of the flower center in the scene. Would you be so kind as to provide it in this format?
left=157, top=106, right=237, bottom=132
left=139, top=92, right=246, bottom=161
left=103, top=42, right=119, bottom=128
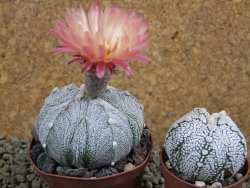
left=104, top=41, right=112, bottom=60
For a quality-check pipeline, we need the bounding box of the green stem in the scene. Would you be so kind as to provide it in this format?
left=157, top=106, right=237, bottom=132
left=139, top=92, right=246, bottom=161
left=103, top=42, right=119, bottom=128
left=84, top=70, right=111, bottom=99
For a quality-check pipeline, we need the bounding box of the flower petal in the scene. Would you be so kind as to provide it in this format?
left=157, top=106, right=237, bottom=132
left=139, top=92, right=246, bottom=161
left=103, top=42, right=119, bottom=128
left=52, top=46, right=76, bottom=55
left=133, top=54, right=150, bottom=63
left=114, top=60, right=133, bottom=76
left=81, top=62, right=93, bottom=72
left=96, top=63, right=106, bottom=79
left=68, top=57, right=83, bottom=64
left=88, top=2, right=100, bottom=34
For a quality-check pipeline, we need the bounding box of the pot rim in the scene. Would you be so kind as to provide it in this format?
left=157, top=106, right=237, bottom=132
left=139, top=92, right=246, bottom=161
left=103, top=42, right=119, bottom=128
left=29, top=137, right=152, bottom=181
left=160, top=148, right=250, bottom=188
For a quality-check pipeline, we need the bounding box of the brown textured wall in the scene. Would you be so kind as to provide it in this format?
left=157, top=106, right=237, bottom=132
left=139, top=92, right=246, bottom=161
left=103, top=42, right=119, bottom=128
left=0, top=0, right=249, bottom=154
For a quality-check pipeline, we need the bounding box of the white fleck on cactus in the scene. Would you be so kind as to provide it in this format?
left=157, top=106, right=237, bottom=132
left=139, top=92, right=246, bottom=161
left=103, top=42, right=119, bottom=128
left=164, top=108, right=247, bottom=183
left=35, top=71, right=144, bottom=169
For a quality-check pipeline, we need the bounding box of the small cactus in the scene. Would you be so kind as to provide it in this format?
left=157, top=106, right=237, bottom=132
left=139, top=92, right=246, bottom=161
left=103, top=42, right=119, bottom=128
left=164, top=108, right=247, bottom=183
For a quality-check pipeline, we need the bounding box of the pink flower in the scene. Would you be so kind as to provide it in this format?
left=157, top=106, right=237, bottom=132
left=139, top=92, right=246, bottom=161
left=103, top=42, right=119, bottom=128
left=49, top=2, right=151, bottom=78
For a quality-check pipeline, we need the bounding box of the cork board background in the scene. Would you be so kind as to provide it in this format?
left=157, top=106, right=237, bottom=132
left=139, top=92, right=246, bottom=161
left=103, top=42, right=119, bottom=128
left=0, top=0, right=249, bottom=154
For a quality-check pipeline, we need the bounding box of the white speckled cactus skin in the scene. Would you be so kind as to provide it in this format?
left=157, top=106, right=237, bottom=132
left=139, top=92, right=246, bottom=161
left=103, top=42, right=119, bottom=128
left=164, top=108, right=247, bottom=183
left=35, top=71, right=144, bottom=169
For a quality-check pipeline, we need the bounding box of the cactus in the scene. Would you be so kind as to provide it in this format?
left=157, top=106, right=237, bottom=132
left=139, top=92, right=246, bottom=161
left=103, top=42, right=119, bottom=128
left=164, top=108, right=247, bottom=183
left=35, top=71, right=144, bottom=169
left=35, top=2, right=151, bottom=170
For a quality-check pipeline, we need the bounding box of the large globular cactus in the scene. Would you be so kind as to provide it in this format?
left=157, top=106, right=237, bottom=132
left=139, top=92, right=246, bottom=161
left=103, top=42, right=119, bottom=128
left=35, top=2, right=151, bottom=169
left=164, top=108, right=247, bottom=183
left=35, top=71, right=144, bottom=169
